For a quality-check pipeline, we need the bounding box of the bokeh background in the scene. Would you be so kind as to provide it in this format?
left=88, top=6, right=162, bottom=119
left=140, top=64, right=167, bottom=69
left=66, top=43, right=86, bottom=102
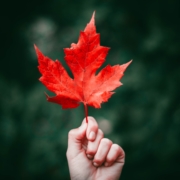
left=0, top=0, right=180, bottom=179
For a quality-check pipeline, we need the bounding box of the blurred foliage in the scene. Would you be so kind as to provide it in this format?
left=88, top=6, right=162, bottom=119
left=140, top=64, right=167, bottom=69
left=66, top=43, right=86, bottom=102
left=0, top=0, right=180, bottom=179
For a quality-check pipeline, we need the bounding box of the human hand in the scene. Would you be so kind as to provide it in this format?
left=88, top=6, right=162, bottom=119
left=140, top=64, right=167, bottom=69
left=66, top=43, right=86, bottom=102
left=66, top=117, right=125, bottom=180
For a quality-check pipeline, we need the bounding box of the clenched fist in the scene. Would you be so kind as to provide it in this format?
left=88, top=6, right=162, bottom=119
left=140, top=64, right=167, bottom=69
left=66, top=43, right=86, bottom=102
left=66, top=117, right=125, bottom=180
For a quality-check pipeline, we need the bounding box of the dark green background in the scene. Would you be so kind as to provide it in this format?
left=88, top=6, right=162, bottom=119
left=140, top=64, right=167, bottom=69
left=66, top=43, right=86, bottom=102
left=0, top=0, right=180, bottom=179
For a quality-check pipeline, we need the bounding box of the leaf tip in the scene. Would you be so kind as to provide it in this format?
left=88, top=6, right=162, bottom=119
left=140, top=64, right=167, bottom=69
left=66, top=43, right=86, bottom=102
left=92, top=11, right=96, bottom=18
left=34, top=44, right=41, bottom=55
left=90, top=11, right=95, bottom=24
left=126, top=60, right=133, bottom=67
left=34, top=44, right=37, bottom=49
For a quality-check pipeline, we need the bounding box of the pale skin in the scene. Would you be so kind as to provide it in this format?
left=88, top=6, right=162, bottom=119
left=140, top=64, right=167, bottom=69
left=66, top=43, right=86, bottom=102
left=66, top=117, right=125, bottom=180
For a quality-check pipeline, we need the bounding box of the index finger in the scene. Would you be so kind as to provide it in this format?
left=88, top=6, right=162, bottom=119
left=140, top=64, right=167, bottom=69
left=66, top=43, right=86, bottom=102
left=82, top=116, right=98, bottom=141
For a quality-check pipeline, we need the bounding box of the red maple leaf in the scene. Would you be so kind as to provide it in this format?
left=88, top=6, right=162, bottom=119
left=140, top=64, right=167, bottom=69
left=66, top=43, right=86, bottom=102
left=34, top=12, right=132, bottom=122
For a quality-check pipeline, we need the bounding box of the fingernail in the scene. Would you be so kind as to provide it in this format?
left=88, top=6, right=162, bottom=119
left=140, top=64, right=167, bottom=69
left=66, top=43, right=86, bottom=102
left=104, top=162, right=109, bottom=167
left=89, top=131, right=95, bottom=140
left=87, top=154, right=93, bottom=159
left=93, top=162, right=99, bottom=167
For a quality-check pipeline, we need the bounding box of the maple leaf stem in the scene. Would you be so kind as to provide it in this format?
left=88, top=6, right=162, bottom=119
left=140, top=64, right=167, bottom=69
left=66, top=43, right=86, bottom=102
left=84, top=104, right=88, bottom=123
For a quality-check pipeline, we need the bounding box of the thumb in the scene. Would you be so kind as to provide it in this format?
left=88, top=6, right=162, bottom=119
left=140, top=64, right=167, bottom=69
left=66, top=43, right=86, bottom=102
left=67, top=122, right=87, bottom=159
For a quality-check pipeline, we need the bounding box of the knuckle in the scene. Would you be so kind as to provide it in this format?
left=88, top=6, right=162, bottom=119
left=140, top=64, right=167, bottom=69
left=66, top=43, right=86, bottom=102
left=66, top=150, right=68, bottom=157
left=94, top=158, right=102, bottom=164
left=86, top=146, right=97, bottom=155
left=106, top=156, right=114, bottom=163
left=66, top=150, right=73, bottom=160
left=112, top=144, right=121, bottom=152
left=88, top=116, right=95, bottom=121
left=68, top=129, right=76, bottom=138
left=94, top=124, right=98, bottom=131
left=120, top=147, right=125, bottom=158
left=86, top=149, right=96, bottom=155
left=112, top=144, right=125, bottom=158
left=98, top=129, right=104, bottom=138
left=66, top=149, right=70, bottom=158
left=101, top=138, right=112, bottom=145
left=87, top=116, right=96, bottom=123
left=88, top=117, right=98, bottom=127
